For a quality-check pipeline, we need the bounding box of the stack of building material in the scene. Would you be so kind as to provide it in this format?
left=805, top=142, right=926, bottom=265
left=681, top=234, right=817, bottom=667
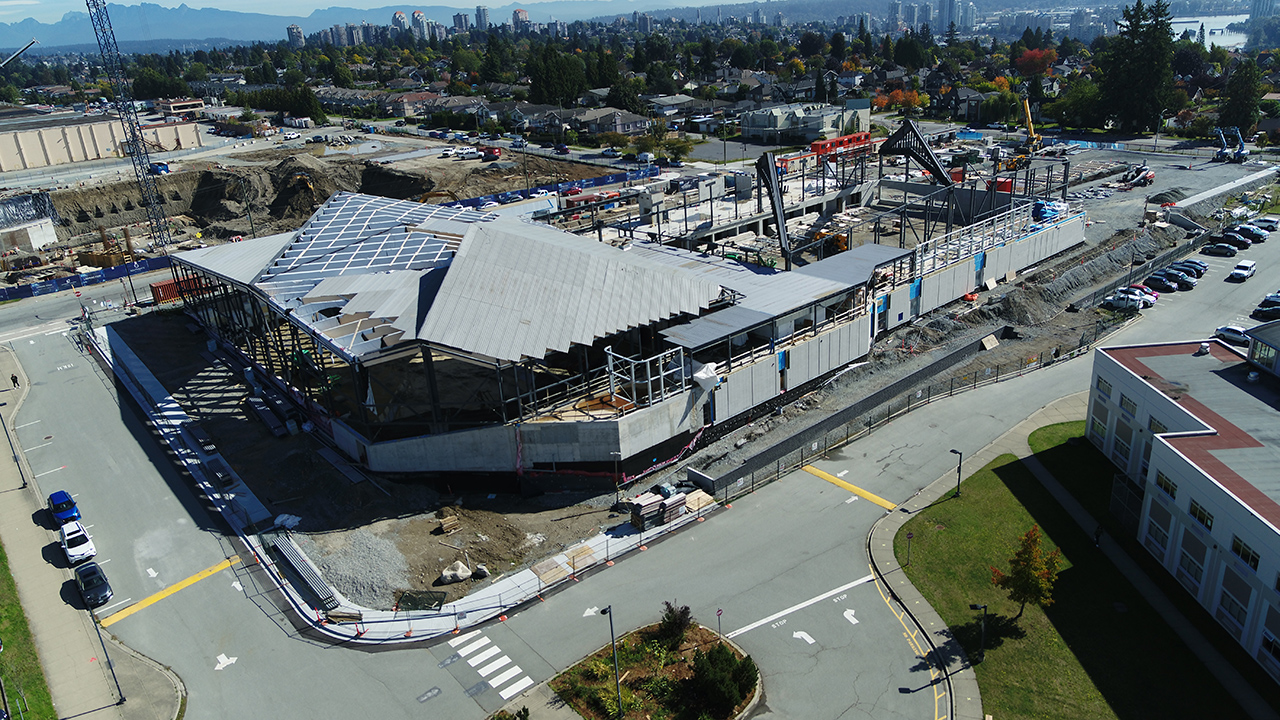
left=685, top=489, right=715, bottom=512
left=630, top=492, right=664, bottom=530
left=660, top=492, right=686, bottom=524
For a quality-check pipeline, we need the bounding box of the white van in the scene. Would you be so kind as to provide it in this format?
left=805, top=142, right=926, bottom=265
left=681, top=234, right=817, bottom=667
left=456, top=147, right=482, bottom=160
left=637, top=152, right=655, bottom=164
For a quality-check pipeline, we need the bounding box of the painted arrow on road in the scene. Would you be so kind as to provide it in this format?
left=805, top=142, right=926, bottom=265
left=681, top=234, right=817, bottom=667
left=583, top=606, right=600, bottom=617
left=792, top=631, right=815, bottom=645
left=843, top=608, right=859, bottom=625
left=214, top=653, right=237, bottom=670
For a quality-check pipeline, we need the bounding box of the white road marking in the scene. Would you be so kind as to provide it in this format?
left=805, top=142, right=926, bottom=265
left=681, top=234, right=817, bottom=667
left=844, top=496, right=858, bottom=504
left=97, top=558, right=110, bottom=564
left=725, top=574, right=875, bottom=639
left=489, top=665, right=523, bottom=688
left=477, top=655, right=511, bottom=677
left=231, top=581, right=243, bottom=592
left=456, top=637, right=491, bottom=657
left=99, top=598, right=132, bottom=613
left=214, top=653, right=237, bottom=670
left=34, top=466, right=65, bottom=477
left=447, top=630, right=481, bottom=648
left=583, top=606, right=600, bottom=617
left=15, top=420, right=40, bottom=428
left=843, top=608, right=860, bottom=625
left=792, top=630, right=815, bottom=644
left=146, top=568, right=157, bottom=578
left=837, top=470, right=849, bottom=477
left=24, top=442, right=52, bottom=451
left=467, top=645, right=502, bottom=667
left=499, top=676, right=534, bottom=700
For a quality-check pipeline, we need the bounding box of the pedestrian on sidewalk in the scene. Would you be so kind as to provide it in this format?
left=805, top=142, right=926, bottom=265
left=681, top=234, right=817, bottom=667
left=9, top=373, right=17, bottom=388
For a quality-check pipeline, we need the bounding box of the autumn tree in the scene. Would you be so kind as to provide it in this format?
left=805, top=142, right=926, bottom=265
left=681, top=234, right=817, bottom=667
left=1015, top=48, right=1057, bottom=78
left=990, top=525, right=1062, bottom=619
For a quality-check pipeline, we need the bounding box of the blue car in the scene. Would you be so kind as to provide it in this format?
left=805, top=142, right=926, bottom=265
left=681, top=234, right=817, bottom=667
left=47, top=490, right=80, bottom=524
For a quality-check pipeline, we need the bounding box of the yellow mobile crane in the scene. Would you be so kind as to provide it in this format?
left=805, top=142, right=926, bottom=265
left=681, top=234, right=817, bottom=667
left=1018, top=97, right=1043, bottom=154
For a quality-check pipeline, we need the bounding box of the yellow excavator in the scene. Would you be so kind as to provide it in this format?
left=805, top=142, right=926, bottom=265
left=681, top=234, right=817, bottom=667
left=1018, top=97, right=1042, bottom=154
left=417, top=190, right=461, bottom=204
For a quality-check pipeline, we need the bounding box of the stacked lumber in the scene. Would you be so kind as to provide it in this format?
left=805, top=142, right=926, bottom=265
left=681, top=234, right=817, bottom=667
left=660, top=492, right=686, bottom=524
left=630, top=492, right=664, bottom=530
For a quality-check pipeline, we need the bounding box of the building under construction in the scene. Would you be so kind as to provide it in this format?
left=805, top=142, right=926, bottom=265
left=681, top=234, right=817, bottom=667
left=170, top=122, right=1085, bottom=475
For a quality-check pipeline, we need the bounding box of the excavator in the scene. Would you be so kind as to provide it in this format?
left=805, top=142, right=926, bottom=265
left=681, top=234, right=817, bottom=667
left=1017, top=97, right=1043, bottom=155
left=418, top=190, right=462, bottom=204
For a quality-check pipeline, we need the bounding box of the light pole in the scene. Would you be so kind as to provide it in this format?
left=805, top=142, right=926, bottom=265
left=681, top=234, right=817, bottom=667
left=950, top=448, right=963, bottom=497
left=610, top=450, right=623, bottom=509
left=968, top=603, right=987, bottom=663
left=600, top=606, right=624, bottom=719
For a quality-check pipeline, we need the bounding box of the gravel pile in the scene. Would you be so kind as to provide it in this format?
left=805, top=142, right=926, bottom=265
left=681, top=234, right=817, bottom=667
left=1149, top=187, right=1191, bottom=204
left=294, top=528, right=409, bottom=610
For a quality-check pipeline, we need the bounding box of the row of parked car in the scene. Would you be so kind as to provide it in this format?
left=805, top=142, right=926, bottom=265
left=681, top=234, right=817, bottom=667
left=47, top=490, right=114, bottom=608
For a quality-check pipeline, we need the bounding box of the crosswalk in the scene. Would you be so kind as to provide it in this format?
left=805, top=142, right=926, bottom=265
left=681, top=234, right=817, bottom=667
left=447, top=629, right=535, bottom=701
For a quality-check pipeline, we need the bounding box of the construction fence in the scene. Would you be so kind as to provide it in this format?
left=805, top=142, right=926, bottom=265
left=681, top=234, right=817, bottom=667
left=0, top=256, right=171, bottom=302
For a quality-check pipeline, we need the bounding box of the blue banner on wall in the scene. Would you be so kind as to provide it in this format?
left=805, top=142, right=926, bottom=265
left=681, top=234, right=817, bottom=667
left=0, top=256, right=171, bottom=303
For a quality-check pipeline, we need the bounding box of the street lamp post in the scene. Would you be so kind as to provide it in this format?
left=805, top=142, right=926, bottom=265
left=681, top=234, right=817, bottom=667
left=610, top=450, right=623, bottom=509
left=950, top=448, right=963, bottom=497
left=968, top=603, right=988, bottom=663
left=600, top=606, right=623, bottom=718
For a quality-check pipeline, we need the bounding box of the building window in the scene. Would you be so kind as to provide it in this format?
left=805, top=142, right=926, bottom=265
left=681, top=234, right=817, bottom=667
left=1155, top=471, right=1177, bottom=499
left=1146, top=521, right=1168, bottom=552
left=1264, top=632, right=1280, bottom=664
left=1149, top=417, right=1167, bottom=434
left=1231, top=536, right=1260, bottom=572
left=1090, top=418, right=1106, bottom=442
left=1189, top=500, right=1214, bottom=531
left=1119, top=393, right=1137, bottom=416
left=1250, top=341, right=1278, bottom=371
left=1178, top=550, right=1203, bottom=585
left=1096, top=376, right=1112, bottom=398
left=1219, top=590, right=1247, bottom=627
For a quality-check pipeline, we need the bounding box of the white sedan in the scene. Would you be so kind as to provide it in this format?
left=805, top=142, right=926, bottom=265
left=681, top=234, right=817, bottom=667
left=60, top=520, right=97, bottom=564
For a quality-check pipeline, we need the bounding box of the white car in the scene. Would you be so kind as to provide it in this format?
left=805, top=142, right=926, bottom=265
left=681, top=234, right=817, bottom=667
left=1115, top=287, right=1156, bottom=307
left=531, top=189, right=555, bottom=198
left=1100, top=294, right=1143, bottom=311
left=601, top=147, right=621, bottom=158
left=282, top=131, right=301, bottom=140
left=1213, top=325, right=1251, bottom=346
left=1253, top=216, right=1280, bottom=231
left=1229, top=260, right=1257, bottom=282
left=480, top=201, right=500, bottom=209
left=438, top=147, right=456, bottom=158
left=60, top=521, right=96, bottom=564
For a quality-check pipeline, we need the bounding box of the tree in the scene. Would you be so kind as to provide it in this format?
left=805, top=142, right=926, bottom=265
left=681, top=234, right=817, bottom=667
left=1219, top=59, right=1263, bottom=132
left=333, top=63, right=354, bottom=88
left=830, top=32, right=847, bottom=61
left=990, top=525, right=1062, bottom=619
left=1015, top=48, right=1057, bottom=78
left=1098, top=0, right=1174, bottom=133
left=605, top=79, right=646, bottom=115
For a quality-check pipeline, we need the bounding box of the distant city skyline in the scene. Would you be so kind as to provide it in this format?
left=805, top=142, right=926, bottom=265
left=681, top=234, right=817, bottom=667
left=9, top=0, right=714, bottom=26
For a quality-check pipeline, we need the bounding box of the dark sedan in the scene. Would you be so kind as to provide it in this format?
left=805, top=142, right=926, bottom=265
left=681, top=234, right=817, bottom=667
left=1202, top=243, right=1238, bottom=257
left=1252, top=304, right=1280, bottom=320
left=75, top=562, right=114, bottom=608
left=1144, top=275, right=1178, bottom=292
left=1221, top=232, right=1253, bottom=250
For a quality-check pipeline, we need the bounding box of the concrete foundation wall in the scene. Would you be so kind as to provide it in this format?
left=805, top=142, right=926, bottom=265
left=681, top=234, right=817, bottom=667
left=0, top=218, right=57, bottom=252
left=0, top=121, right=203, bottom=172
left=715, top=355, right=779, bottom=422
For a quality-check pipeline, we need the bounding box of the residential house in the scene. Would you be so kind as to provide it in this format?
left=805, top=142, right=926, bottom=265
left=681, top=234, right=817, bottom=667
left=938, top=87, right=985, bottom=122
left=650, top=94, right=696, bottom=117
left=382, top=91, right=441, bottom=117
left=741, top=101, right=868, bottom=142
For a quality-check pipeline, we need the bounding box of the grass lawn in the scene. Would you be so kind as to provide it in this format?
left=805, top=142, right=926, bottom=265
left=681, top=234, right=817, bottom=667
left=0, top=539, right=56, bottom=719
left=895, top=449, right=1248, bottom=720
left=1030, top=421, right=1280, bottom=714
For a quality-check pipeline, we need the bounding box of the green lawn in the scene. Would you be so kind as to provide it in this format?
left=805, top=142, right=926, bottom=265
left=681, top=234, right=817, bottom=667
left=895, top=448, right=1248, bottom=720
left=0, top=539, right=56, bottom=719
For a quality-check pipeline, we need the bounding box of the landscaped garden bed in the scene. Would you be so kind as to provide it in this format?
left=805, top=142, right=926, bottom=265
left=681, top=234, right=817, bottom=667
left=549, top=602, right=758, bottom=720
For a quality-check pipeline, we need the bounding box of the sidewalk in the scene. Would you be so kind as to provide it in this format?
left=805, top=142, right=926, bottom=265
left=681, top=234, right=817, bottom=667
left=869, top=391, right=1279, bottom=720
left=0, top=346, right=183, bottom=720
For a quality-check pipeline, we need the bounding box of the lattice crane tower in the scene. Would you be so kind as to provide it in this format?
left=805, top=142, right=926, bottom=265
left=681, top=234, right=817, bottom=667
left=85, top=0, right=172, bottom=250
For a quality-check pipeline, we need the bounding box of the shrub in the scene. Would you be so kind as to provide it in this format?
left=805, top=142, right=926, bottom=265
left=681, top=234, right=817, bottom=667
left=687, top=643, right=757, bottom=718
left=594, top=686, right=636, bottom=716
left=657, top=600, right=693, bottom=649
left=583, top=658, right=611, bottom=681
left=490, top=708, right=529, bottom=720
left=641, top=674, right=678, bottom=702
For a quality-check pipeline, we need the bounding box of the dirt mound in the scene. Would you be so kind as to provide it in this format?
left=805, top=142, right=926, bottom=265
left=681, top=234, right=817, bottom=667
left=1149, top=187, right=1191, bottom=204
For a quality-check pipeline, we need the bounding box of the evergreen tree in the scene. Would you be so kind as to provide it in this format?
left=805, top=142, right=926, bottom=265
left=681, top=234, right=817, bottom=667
left=1220, top=59, right=1263, bottom=131
left=1198, top=22, right=1207, bottom=46
left=1099, top=0, right=1174, bottom=133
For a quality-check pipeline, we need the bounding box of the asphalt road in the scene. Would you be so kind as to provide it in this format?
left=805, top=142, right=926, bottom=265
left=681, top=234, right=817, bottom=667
left=3, top=157, right=1277, bottom=719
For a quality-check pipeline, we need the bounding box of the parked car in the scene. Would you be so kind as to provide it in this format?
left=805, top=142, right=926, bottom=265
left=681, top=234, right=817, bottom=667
left=1100, top=294, right=1143, bottom=311
left=1155, top=269, right=1197, bottom=289
left=1252, top=304, right=1280, bottom=320
left=601, top=147, right=621, bottom=158
left=497, top=191, right=522, bottom=204
left=1258, top=292, right=1280, bottom=308
left=1169, top=262, right=1205, bottom=278
left=1232, top=224, right=1269, bottom=242
left=622, top=152, right=637, bottom=162
left=75, top=562, right=114, bottom=608
left=1229, top=260, right=1258, bottom=282
left=1202, top=243, right=1239, bottom=257
left=1144, top=275, right=1178, bottom=292
left=1221, top=232, right=1253, bottom=250
left=1214, top=325, right=1251, bottom=345
left=1115, top=287, right=1156, bottom=307
left=1252, top=216, right=1280, bottom=231
left=562, top=186, right=583, bottom=196
left=282, top=131, right=301, bottom=140
left=47, top=490, right=80, bottom=524
left=439, top=147, right=455, bottom=158
left=669, top=159, right=685, bottom=167
left=539, top=141, right=555, bottom=148
left=554, top=143, right=570, bottom=154
left=480, top=200, right=500, bottom=209
left=1128, top=284, right=1159, bottom=299
left=510, top=139, right=526, bottom=148
left=1176, top=257, right=1208, bottom=270
left=59, top=521, right=96, bottom=564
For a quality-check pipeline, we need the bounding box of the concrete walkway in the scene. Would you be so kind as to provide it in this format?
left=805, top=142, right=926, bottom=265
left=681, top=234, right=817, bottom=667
left=0, top=346, right=183, bottom=720
left=869, top=391, right=1279, bottom=720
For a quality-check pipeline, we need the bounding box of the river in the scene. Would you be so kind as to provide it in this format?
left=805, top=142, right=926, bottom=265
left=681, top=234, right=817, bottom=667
left=1170, top=13, right=1249, bottom=48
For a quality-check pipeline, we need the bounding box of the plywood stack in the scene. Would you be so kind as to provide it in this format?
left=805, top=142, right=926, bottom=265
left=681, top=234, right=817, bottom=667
left=660, top=492, right=687, bottom=524
left=630, top=492, right=664, bottom=531
left=685, top=489, right=715, bottom=512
